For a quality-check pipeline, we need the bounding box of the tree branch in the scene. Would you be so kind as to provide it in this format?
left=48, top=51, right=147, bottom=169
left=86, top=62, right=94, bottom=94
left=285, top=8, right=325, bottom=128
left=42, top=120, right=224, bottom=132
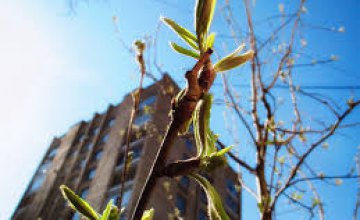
left=217, top=140, right=256, bottom=173
left=272, top=100, right=360, bottom=208
left=130, top=49, right=214, bottom=220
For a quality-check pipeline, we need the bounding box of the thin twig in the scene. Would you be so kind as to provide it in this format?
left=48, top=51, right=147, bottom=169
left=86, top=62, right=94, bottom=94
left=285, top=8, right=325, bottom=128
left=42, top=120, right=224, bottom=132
left=272, top=100, right=360, bottom=208
left=117, top=42, right=146, bottom=208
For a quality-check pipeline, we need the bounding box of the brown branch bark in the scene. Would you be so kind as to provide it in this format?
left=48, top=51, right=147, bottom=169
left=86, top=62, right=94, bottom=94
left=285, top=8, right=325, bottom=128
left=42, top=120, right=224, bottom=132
left=130, top=49, right=214, bottom=220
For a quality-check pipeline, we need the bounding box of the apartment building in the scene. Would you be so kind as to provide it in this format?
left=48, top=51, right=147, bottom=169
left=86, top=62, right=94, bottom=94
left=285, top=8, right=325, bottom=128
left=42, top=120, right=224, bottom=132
left=11, top=74, right=241, bottom=220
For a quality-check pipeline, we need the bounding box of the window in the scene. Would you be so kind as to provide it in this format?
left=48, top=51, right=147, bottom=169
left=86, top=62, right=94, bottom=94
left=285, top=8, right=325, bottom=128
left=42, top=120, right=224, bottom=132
left=86, top=168, right=96, bottom=180
left=29, top=174, right=45, bottom=193
left=83, top=142, right=93, bottom=151
left=80, top=188, right=89, bottom=199
left=180, top=176, right=190, bottom=188
left=116, top=153, right=124, bottom=167
left=69, top=149, right=78, bottom=158
left=139, top=96, right=156, bottom=110
left=132, top=128, right=146, bottom=141
left=95, top=150, right=103, bottom=161
left=176, top=194, right=186, bottom=215
left=122, top=189, right=132, bottom=206
left=132, top=143, right=143, bottom=160
left=198, top=210, right=207, bottom=220
left=111, top=167, right=136, bottom=187
left=76, top=133, right=85, bottom=143
left=100, top=133, right=110, bottom=143
left=226, top=179, right=238, bottom=198
left=226, top=195, right=238, bottom=213
left=79, top=159, right=86, bottom=169
left=133, top=114, right=150, bottom=126
left=48, top=147, right=58, bottom=159
left=38, top=161, right=52, bottom=174
left=106, top=118, right=116, bottom=128
left=89, top=127, right=99, bottom=136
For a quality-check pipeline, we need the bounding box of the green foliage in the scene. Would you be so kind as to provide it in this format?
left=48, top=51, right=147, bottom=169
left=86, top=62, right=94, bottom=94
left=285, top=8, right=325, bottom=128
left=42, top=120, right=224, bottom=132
left=60, top=185, right=151, bottom=220
left=214, top=45, right=254, bottom=72
left=206, top=32, right=216, bottom=49
left=195, top=0, right=217, bottom=52
left=291, top=192, right=303, bottom=201
left=161, top=17, right=198, bottom=50
left=193, top=94, right=232, bottom=171
left=60, top=185, right=100, bottom=220
left=141, top=208, right=154, bottom=220
left=170, top=42, right=200, bottom=59
left=161, top=0, right=216, bottom=55
left=190, top=174, right=230, bottom=220
left=257, top=196, right=272, bottom=213
left=162, top=0, right=253, bottom=73
left=191, top=94, right=232, bottom=218
left=99, top=201, right=114, bottom=220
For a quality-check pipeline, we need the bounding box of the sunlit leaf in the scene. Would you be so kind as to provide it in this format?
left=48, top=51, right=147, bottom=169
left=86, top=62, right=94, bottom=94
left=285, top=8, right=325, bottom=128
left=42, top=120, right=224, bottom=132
left=291, top=192, right=303, bottom=201
left=213, top=146, right=232, bottom=157
left=214, top=50, right=254, bottom=72
left=312, top=198, right=321, bottom=208
left=322, top=142, right=329, bottom=149
left=201, top=146, right=232, bottom=172
left=225, top=43, right=246, bottom=58
left=195, top=0, right=217, bottom=52
left=100, top=200, right=112, bottom=220
left=170, top=42, right=200, bottom=59
left=194, top=94, right=214, bottom=157
left=161, top=17, right=199, bottom=50
left=190, top=174, right=230, bottom=220
left=277, top=156, right=285, bottom=164
left=206, top=33, right=216, bottom=49
left=141, top=208, right=155, bottom=220
left=109, top=206, right=123, bottom=220
left=60, top=185, right=100, bottom=220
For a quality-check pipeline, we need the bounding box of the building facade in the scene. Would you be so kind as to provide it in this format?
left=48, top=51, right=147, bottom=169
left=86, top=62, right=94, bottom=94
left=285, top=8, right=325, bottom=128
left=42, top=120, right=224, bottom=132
left=11, top=75, right=241, bottom=220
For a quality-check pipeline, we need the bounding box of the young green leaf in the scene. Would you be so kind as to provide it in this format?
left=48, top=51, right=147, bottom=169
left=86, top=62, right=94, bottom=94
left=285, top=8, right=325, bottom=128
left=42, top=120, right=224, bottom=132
left=195, top=0, right=217, bottom=52
left=193, top=94, right=212, bottom=157
left=193, top=99, right=204, bottom=157
left=109, top=207, right=123, bottom=220
left=201, top=146, right=232, bottom=172
left=161, top=17, right=199, bottom=50
left=190, top=174, right=230, bottom=220
left=206, top=32, right=216, bottom=49
left=60, top=185, right=100, bottom=220
left=141, top=208, right=155, bottom=220
left=170, top=42, right=200, bottom=59
left=100, top=200, right=113, bottom=220
left=214, top=50, right=254, bottom=72
left=193, top=94, right=221, bottom=158
left=223, top=43, right=245, bottom=59
left=213, top=146, right=232, bottom=157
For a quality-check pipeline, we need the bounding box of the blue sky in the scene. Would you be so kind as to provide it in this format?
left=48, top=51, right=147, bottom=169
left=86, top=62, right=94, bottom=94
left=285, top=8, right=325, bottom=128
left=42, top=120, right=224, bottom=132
left=0, top=0, right=359, bottom=219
